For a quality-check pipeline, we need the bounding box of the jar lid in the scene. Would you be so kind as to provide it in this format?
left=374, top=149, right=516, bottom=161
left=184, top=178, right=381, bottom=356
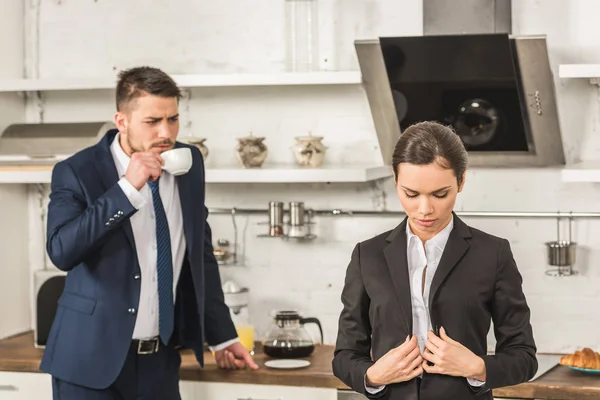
left=238, top=132, right=265, bottom=141
left=295, top=133, right=323, bottom=141
left=275, top=310, right=301, bottom=321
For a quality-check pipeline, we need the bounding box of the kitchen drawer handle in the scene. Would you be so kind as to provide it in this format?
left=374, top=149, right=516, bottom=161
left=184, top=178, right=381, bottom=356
left=0, top=384, right=17, bottom=391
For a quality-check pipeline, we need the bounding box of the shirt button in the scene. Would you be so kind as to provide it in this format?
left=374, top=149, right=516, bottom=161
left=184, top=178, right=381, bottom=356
left=133, top=274, right=141, bottom=280
left=128, top=308, right=136, bottom=314
left=152, top=245, right=157, bottom=250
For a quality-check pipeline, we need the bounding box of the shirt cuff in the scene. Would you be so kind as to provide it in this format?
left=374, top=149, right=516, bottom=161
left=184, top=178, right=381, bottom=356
left=209, top=337, right=239, bottom=352
left=364, top=374, right=386, bottom=394
left=118, top=178, right=146, bottom=210
left=467, top=377, right=486, bottom=387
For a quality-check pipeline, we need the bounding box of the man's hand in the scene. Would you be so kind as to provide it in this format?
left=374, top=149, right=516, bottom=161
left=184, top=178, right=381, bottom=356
left=365, top=335, right=423, bottom=387
left=215, top=342, right=259, bottom=370
left=124, top=152, right=164, bottom=190
left=421, top=327, right=486, bottom=381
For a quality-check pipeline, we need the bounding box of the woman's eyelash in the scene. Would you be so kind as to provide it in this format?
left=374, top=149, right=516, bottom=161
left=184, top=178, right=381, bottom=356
left=404, top=192, right=448, bottom=199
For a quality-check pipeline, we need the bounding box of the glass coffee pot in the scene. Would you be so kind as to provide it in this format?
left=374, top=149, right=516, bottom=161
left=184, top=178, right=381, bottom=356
left=262, top=310, right=323, bottom=358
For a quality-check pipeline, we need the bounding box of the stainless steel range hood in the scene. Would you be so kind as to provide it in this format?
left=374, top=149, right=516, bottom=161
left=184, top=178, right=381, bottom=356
left=0, top=122, right=115, bottom=166
left=355, top=34, right=565, bottom=167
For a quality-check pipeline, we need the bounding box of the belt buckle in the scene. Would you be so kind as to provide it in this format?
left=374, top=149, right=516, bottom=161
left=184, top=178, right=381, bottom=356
left=137, top=338, right=159, bottom=355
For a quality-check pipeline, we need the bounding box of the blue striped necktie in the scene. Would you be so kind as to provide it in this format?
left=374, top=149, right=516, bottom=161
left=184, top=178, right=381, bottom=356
left=147, top=178, right=174, bottom=345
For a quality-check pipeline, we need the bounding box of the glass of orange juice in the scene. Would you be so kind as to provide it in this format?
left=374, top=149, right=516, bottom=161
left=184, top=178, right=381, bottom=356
left=236, top=324, right=255, bottom=354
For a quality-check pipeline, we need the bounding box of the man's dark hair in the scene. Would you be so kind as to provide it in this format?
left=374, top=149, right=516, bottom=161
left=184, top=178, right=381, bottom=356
left=392, top=121, right=468, bottom=186
left=116, top=66, right=182, bottom=112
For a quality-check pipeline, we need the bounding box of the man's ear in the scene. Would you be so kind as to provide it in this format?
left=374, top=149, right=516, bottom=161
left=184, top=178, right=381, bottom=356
left=114, top=111, right=128, bottom=133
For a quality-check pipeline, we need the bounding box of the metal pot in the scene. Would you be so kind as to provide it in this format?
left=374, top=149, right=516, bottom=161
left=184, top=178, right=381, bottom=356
left=544, top=216, right=577, bottom=276
left=545, top=240, right=576, bottom=267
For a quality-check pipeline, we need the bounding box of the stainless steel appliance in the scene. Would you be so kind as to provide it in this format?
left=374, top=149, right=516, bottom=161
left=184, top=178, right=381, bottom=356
left=0, top=121, right=115, bottom=165
left=33, top=269, right=66, bottom=348
left=355, top=34, right=565, bottom=167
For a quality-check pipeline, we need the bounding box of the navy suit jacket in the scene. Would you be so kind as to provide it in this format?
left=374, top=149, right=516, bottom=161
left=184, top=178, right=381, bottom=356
left=40, top=129, right=237, bottom=389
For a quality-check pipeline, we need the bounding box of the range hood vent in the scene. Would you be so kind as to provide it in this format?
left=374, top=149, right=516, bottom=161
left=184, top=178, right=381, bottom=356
left=355, top=34, right=565, bottom=167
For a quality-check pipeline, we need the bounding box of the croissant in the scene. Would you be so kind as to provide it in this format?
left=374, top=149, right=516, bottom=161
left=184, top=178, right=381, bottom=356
left=559, top=347, right=600, bottom=370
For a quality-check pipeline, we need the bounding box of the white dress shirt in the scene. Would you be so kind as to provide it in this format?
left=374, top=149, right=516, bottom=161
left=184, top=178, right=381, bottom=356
left=366, top=216, right=484, bottom=393
left=111, top=134, right=237, bottom=350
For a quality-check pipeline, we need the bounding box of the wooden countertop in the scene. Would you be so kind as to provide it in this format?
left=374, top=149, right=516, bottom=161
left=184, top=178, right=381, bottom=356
left=2, top=331, right=599, bottom=399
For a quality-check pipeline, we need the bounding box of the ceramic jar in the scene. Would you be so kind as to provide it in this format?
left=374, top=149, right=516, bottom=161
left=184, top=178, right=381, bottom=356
left=236, top=133, right=268, bottom=168
left=292, top=134, right=326, bottom=167
left=179, top=137, right=209, bottom=160
left=189, top=138, right=209, bottom=160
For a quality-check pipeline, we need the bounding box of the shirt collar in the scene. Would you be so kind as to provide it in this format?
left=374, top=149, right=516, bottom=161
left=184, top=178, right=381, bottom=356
left=110, top=132, right=130, bottom=178
left=406, top=214, right=454, bottom=252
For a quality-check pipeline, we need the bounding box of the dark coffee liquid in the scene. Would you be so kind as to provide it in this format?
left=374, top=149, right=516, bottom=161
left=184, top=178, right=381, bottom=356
left=263, top=340, right=315, bottom=358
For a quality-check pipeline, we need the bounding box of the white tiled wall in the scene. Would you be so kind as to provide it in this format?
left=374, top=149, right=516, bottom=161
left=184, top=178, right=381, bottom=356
left=24, top=0, right=600, bottom=353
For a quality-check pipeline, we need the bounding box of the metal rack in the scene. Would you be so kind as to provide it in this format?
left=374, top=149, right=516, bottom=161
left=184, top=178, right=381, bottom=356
left=211, top=207, right=599, bottom=276
left=208, top=208, right=600, bottom=219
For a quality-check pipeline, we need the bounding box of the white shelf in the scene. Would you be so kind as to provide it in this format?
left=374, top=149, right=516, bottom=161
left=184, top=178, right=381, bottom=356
left=0, top=164, right=392, bottom=184
left=0, top=72, right=362, bottom=92
left=205, top=164, right=392, bottom=183
left=0, top=168, right=53, bottom=183
left=558, top=64, right=600, bottom=79
left=561, top=161, right=600, bottom=182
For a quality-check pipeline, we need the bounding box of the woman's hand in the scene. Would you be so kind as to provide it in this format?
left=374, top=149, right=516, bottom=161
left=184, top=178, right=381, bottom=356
left=365, top=335, right=424, bottom=386
left=421, top=327, right=486, bottom=381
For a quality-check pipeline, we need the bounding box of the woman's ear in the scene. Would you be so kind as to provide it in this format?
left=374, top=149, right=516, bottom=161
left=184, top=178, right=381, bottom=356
left=458, top=171, right=467, bottom=193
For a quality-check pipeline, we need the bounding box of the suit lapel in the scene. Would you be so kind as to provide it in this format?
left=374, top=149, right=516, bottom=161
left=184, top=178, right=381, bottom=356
left=94, top=130, right=137, bottom=253
left=383, top=219, right=413, bottom=333
left=175, top=143, right=195, bottom=253
left=428, top=213, right=471, bottom=309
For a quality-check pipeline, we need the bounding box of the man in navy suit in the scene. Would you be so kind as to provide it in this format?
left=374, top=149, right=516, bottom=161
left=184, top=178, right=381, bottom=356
left=40, top=66, right=258, bottom=399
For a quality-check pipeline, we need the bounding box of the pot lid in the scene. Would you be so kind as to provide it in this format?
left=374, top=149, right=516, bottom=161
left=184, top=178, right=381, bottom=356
left=237, top=132, right=265, bottom=141
left=274, top=310, right=301, bottom=321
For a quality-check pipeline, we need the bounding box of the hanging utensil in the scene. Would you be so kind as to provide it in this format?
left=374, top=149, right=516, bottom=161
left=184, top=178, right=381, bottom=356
left=545, top=213, right=577, bottom=276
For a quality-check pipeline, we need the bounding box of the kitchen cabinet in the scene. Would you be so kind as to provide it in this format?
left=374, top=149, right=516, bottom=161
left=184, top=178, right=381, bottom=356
left=184, top=381, right=337, bottom=400
left=0, top=371, right=52, bottom=400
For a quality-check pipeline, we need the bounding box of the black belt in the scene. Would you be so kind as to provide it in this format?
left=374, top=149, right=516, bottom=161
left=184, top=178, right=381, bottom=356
left=132, top=337, right=161, bottom=355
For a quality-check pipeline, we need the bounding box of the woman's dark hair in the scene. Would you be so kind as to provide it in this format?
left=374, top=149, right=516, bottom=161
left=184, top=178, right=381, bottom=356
left=392, top=121, right=468, bottom=186
left=116, top=66, right=182, bottom=112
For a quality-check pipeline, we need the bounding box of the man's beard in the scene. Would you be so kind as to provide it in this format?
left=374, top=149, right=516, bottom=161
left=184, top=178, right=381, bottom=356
left=126, top=133, right=144, bottom=154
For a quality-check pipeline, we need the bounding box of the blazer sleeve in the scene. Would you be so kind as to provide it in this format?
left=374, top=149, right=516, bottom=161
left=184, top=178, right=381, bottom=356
left=478, top=238, right=538, bottom=392
left=196, top=150, right=238, bottom=346
left=332, top=243, right=386, bottom=399
left=46, top=161, right=137, bottom=271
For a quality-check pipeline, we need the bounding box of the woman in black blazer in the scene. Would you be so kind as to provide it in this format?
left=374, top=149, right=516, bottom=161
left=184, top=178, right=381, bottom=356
left=332, top=121, right=537, bottom=400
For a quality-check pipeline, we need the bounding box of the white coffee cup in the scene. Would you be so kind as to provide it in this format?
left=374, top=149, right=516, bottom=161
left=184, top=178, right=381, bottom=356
left=161, top=148, right=193, bottom=176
